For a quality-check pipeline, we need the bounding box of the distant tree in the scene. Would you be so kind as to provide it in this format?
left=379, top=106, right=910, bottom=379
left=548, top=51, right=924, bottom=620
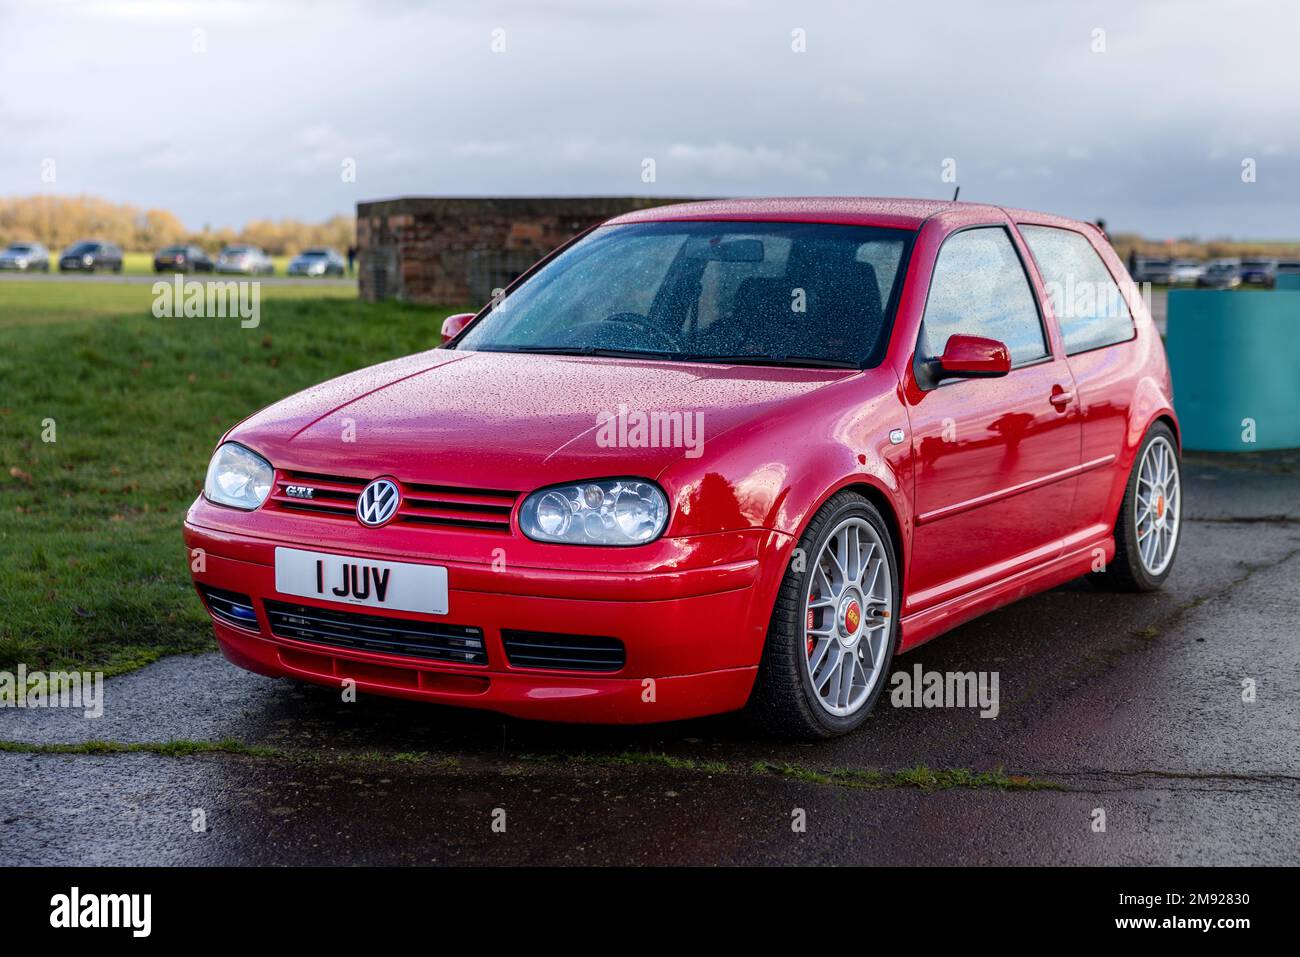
left=0, top=194, right=356, bottom=254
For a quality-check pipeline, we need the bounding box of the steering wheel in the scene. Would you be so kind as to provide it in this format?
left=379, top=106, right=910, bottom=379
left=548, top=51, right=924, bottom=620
left=564, top=313, right=683, bottom=352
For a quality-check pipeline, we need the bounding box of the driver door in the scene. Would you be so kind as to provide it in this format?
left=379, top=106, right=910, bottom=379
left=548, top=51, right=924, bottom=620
left=904, top=226, right=1082, bottom=614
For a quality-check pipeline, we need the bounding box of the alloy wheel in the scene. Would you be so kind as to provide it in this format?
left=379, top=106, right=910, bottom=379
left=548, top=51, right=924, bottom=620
left=802, top=517, right=893, bottom=716
left=1136, top=436, right=1181, bottom=575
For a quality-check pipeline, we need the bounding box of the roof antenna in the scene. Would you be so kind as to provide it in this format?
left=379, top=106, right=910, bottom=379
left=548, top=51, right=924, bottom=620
left=952, top=186, right=960, bottom=202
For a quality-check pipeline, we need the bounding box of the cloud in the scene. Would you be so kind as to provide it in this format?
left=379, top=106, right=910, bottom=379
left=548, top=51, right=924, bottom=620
left=2, top=0, right=1298, bottom=237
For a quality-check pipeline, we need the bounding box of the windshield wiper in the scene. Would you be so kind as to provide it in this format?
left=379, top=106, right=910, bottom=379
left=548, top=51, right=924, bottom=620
left=675, top=353, right=861, bottom=369
left=476, top=345, right=858, bottom=368
left=477, top=345, right=678, bottom=360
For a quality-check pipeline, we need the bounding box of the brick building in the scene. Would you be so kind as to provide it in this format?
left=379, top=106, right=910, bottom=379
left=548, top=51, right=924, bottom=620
left=356, top=196, right=697, bottom=306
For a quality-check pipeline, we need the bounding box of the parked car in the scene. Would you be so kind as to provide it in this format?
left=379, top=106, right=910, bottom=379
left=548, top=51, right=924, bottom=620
left=1274, top=259, right=1300, bottom=278
left=1197, top=259, right=1241, bottom=289
left=186, top=198, right=1180, bottom=739
left=58, top=241, right=123, bottom=273
left=1132, top=257, right=1173, bottom=284
left=0, top=241, right=50, bottom=272
left=1168, top=259, right=1204, bottom=284
left=216, top=245, right=274, bottom=275
left=154, top=244, right=214, bottom=273
left=286, top=247, right=346, bottom=277
left=1239, top=258, right=1277, bottom=286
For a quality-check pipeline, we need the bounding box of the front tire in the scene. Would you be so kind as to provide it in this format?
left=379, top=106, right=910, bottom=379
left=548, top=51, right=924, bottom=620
left=750, top=491, right=900, bottom=739
left=1092, top=422, right=1182, bottom=592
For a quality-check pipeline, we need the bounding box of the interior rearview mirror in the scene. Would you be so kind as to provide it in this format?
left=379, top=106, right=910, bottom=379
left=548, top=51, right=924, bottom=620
left=687, top=238, right=764, bottom=262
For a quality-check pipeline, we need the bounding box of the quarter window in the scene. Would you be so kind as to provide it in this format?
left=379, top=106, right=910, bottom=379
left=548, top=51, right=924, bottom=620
left=1019, top=225, right=1135, bottom=354
left=920, top=227, right=1047, bottom=365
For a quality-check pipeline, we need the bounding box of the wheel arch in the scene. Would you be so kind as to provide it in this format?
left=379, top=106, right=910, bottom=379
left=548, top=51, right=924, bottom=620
left=797, top=476, right=908, bottom=603
left=1155, top=412, right=1181, bottom=451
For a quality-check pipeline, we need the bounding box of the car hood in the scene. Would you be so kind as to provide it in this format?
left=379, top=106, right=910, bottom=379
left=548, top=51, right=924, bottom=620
left=227, top=348, right=854, bottom=489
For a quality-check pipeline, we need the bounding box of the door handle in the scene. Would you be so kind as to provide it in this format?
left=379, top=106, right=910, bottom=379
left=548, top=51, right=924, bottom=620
left=1049, top=386, right=1075, bottom=411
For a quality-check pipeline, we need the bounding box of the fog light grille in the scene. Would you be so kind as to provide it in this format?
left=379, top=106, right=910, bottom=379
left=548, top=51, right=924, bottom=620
left=199, top=586, right=259, bottom=630
left=501, top=630, right=625, bottom=672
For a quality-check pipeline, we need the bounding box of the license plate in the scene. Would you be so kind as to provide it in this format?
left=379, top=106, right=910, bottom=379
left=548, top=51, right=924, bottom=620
left=274, top=547, right=448, bottom=615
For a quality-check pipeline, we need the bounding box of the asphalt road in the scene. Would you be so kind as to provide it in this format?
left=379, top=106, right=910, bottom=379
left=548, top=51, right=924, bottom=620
left=0, top=272, right=354, bottom=287
left=2, top=451, right=1297, bottom=865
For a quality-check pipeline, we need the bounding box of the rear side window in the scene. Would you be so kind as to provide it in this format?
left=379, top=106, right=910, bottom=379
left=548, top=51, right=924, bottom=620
left=1019, top=225, right=1134, bottom=354
left=920, top=227, right=1047, bottom=365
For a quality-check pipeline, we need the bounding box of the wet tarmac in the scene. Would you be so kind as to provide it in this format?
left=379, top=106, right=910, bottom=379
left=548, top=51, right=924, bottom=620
left=3, top=451, right=1298, bottom=865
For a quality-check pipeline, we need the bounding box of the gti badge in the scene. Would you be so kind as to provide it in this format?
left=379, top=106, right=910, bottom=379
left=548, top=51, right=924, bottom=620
left=284, top=485, right=315, bottom=500
left=356, top=478, right=401, bottom=527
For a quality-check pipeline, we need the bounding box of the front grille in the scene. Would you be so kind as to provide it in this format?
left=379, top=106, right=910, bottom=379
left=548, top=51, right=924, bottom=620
left=268, top=470, right=518, bottom=532
left=502, top=630, right=625, bottom=672
left=199, top=586, right=259, bottom=630
left=265, top=600, right=487, bottom=665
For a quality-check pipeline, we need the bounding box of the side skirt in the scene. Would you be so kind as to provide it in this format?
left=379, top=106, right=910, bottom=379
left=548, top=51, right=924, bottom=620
left=896, top=534, right=1116, bottom=653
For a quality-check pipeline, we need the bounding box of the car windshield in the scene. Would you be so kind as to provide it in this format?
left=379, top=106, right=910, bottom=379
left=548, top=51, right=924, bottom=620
left=67, top=243, right=97, bottom=254
left=456, top=221, right=914, bottom=367
left=7, top=244, right=33, bottom=253
left=300, top=249, right=328, bottom=257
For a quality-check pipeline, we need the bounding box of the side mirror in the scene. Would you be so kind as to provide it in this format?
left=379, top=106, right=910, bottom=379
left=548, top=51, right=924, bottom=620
left=917, top=333, right=1011, bottom=389
left=440, top=312, right=476, bottom=345
left=939, top=334, right=1011, bottom=378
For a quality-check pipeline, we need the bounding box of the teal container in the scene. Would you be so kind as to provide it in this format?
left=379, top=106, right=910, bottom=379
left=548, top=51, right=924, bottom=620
left=1275, top=273, right=1300, bottom=290
left=1166, top=290, right=1300, bottom=450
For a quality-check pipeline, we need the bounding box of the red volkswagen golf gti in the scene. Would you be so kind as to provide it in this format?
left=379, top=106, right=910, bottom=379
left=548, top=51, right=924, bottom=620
left=185, top=198, right=1181, bottom=738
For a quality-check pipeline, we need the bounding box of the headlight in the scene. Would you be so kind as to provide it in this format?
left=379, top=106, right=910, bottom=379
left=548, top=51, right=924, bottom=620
left=204, top=442, right=273, bottom=510
left=520, top=479, right=668, bottom=545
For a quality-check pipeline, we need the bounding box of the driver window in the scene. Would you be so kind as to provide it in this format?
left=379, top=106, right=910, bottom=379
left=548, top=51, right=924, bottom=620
left=526, top=234, right=681, bottom=333
left=920, top=227, right=1046, bottom=365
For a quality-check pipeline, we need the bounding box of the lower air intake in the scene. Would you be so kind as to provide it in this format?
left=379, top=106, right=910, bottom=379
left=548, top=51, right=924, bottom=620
left=265, top=601, right=487, bottom=665
left=199, top=586, right=259, bottom=630
left=501, top=630, right=625, bottom=672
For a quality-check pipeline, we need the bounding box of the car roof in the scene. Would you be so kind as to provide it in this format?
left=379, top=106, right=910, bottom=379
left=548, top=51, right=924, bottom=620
left=606, top=196, right=1098, bottom=233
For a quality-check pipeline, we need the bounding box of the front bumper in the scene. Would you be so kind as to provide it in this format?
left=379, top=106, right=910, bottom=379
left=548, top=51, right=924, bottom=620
left=184, top=498, right=792, bottom=723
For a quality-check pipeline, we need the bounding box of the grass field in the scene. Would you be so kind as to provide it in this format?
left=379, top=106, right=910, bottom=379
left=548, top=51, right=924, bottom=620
left=0, top=278, right=460, bottom=678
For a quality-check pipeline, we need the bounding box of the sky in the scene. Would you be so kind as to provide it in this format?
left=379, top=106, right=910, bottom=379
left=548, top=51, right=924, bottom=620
left=2, top=0, right=1298, bottom=239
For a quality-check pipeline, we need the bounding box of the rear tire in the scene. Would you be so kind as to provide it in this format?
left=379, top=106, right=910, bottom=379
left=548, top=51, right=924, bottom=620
left=1091, top=422, right=1182, bottom=592
left=749, top=491, right=900, bottom=739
